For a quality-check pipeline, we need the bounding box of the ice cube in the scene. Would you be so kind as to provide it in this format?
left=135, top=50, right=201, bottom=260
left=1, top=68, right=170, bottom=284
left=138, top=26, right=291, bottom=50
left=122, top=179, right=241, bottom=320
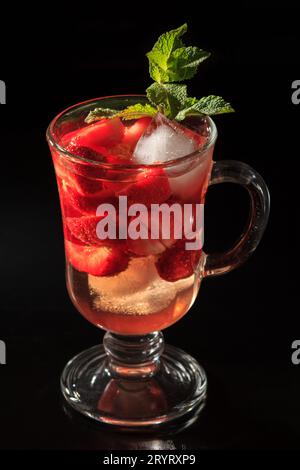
left=133, top=113, right=198, bottom=165
left=88, top=257, right=176, bottom=315
left=88, top=256, right=194, bottom=316
left=168, top=150, right=214, bottom=200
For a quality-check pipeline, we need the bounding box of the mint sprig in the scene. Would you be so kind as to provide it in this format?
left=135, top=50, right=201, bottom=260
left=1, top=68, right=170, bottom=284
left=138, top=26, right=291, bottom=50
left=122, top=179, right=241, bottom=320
left=85, top=24, right=234, bottom=123
left=146, top=83, right=188, bottom=118
left=146, top=24, right=210, bottom=83
left=85, top=103, right=157, bottom=123
left=85, top=107, right=119, bottom=123
left=175, top=95, right=234, bottom=121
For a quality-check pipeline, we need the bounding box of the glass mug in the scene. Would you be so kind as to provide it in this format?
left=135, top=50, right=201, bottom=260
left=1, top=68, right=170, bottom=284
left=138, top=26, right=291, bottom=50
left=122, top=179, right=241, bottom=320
left=47, top=96, right=270, bottom=432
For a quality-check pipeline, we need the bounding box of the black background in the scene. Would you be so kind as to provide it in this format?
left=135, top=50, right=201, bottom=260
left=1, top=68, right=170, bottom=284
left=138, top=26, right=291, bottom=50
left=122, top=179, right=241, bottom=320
left=0, top=2, right=299, bottom=451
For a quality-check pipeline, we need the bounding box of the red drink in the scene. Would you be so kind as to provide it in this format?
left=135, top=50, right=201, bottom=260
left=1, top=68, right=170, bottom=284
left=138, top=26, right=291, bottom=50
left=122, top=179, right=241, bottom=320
left=50, top=108, right=213, bottom=335
left=47, top=24, right=268, bottom=431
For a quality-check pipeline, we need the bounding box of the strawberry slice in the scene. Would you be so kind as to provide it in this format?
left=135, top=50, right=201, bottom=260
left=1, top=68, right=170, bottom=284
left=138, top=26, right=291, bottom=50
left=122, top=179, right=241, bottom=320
left=66, top=215, right=124, bottom=247
left=65, top=240, right=129, bottom=276
left=124, top=168, right=171, bottom=206
left=54, top=144, right=106, bottom=196
left=123, top=117, right=152, bottom=149
left=63, top=222, right=85, bottom=245
left=56, top=177, right=83, bottom=218
left=71, top=174, right=103, bottom=195
left=155, top=240, right=201, bottom=282
left=104, top=144, right=132, bottom=164
left=64, top=142, right=105, bottom=162
left=64, top=142, right=106, bottom=194
left=62, top=182, right=117, bottom=215
left=66, top=216, right=104, bottom=246
left=63, top=117, right=124, bottom=153
left=85, top=117, right=152, bottom=166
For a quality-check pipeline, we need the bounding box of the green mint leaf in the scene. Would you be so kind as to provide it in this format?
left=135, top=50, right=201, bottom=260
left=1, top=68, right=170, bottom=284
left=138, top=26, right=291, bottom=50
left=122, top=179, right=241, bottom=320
left=184, top=96, right=198, bottom=107
left=85, top=107, right=119, bottom=123
left=86, top=25, right=235, bottom=126
left=85, top=104, right=157, bottom=123
left=117, top=103, right=157, bottom=120
left=147, top=24, right=187, bottom=83
left=146, top=83, right=187, bottom=118
left=169, top=46, right=210, bottom=81
left=175, top=95, right=235, bottom=121
left=192, top=96, right=235, bottom=115
left=147, top=24, right=210, bottom=83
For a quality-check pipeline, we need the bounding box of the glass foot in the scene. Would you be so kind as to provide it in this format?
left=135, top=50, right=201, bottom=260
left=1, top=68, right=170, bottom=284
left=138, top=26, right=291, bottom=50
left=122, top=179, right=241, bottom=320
left=61, top=333, right=207, bottom=432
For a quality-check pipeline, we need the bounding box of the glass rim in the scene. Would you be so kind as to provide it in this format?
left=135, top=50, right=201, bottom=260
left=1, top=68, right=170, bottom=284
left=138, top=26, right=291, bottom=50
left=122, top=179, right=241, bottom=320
left=46, top=94, right=218, bottom=170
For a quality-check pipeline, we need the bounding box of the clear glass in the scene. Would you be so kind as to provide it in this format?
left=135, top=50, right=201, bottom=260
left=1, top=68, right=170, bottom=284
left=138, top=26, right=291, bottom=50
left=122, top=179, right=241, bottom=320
left=47, top=95, right=270, bottom=432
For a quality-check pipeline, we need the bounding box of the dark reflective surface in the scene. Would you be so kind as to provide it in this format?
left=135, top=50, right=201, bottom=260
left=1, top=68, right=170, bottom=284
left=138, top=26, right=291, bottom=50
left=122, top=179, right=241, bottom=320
left=1, top=314, right=299, bottom=450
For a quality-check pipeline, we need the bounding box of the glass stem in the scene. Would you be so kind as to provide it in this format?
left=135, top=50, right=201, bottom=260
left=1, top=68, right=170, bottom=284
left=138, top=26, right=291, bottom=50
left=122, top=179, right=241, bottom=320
left=103, top=331, right=164, bottom=379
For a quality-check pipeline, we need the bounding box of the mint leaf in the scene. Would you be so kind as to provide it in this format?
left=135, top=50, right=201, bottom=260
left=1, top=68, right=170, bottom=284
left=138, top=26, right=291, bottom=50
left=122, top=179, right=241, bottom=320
left=175, top=95, right=235, bottom=121
left=85, top=104, right=157, bottom=123
left=86, top=24, right=234, bottom=126
left=147, top=24, right=210, bottom=83
left=147, top=83, right=187, bottom=118
left=147, top=24, right=187, bottom=83
left=117, top=103, right=157, bottom=120
left=85, top=107, right=118, bottom=123
left=168, top=46, right=210, bottom=82
left=151, top=23, right=187, bottom=59
left=184, top=96, right=198, bottom=107
left=146, top=85, right=233, bottom=121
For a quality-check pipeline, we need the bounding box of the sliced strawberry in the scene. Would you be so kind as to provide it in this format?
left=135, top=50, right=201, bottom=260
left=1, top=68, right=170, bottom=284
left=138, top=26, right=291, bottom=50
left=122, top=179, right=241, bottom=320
left=59, top=190, right=84, bottom=218
left=102, top=179, right=133, bottom=195
left=71, top=174, right=103, bottom=195
left=63, top=222, right=85, bottom=245
left=101, top=158, right=137, bottom=194
left=65, top=240, right=129, bottom=276
left=53, top=144, right=107, bottom=196
left=63, top=182, right=117, bottom=215
left=123, top=168, right=171, bottom=206
left=97, top=118, right=151, bottom=170
left=102, top=142, right=133, bottom=164
left=68, top=140, right=131, bottom=166
left=65, top=141, right=132, bottom=193
left=66, top=216, right=103, bottom=246
left=63, top=118, right=124, bottom=153
left=56, top=177, right=83, bottom=217
left=123, top=117, right=152, bottom=149
left=64, top=142, right=107, bottom=192
left=66, top=215, right=124, bottom=247
left=155, top=240, right=201, bottom=282
left=65, top=142, right=105, bottom=162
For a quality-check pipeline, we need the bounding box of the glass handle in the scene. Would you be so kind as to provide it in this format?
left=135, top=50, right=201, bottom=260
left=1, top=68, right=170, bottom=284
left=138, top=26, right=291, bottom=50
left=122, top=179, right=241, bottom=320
left=204, top=160, right=270, bottom=277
